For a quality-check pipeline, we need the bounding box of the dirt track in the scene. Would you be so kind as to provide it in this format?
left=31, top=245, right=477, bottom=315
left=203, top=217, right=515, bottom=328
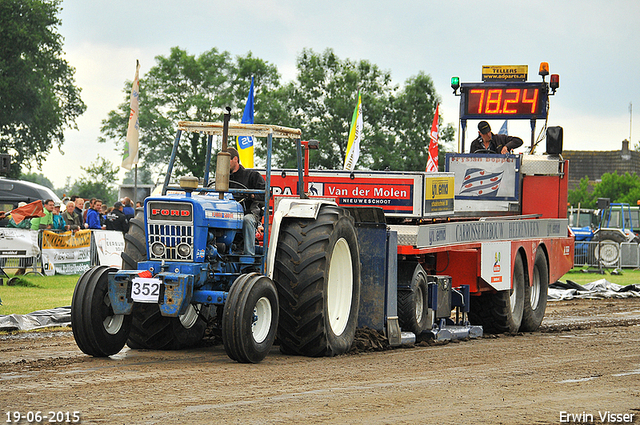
left=1, top=298, right=640, bottom=425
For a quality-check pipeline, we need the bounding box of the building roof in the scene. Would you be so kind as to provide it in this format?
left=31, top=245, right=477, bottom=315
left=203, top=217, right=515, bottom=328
left=562, top=140, right=639, bottom=190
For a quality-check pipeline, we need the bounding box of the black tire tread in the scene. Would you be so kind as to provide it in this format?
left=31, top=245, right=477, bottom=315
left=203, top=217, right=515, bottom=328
left=121, top=213, right=146, bottom=270
left=468, top=253, right=525, bottom=334
left=520, top=250, right=549, bottom=332
left=71, top=266, right=130, bottom=356
left=274, top=205, right=360, bottom=357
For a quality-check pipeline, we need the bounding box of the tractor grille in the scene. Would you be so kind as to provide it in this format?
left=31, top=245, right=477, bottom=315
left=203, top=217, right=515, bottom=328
left=148, top=223, right=194, bottom=261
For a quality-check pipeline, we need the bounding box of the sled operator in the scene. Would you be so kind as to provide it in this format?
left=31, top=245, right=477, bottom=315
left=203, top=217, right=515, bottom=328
left=470, top=121, right=523, bottom=154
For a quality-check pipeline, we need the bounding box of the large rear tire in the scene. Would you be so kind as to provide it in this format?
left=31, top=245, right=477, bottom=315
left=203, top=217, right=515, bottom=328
left=274, top=205, right=361, bottom=357
left=397, top=263, right=432, bottom=334
left=71, top=266, right=131, bottom=356
left=222, top=273, right=279, bottom=363
left=469, top=252, right=525, bottom=334
left=126, top=303, right=209, bottom=350
left=121, top=210, right=146, bottom=270
left=520, top=249, right=548, bottom=332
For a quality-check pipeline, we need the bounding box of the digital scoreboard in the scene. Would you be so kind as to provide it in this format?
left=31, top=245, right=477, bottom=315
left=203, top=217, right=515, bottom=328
left=459, top=82, right=548, bottom=120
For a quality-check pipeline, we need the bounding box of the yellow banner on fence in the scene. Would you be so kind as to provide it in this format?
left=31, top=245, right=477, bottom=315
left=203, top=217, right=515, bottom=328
left=41, top=230, right=91, bottom=249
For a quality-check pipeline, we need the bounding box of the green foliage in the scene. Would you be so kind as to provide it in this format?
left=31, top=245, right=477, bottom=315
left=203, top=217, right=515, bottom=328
left=264, top=49, right=455, bottom=171
left=0, top=0, right=86, bottom=176
left=100, top=46, right=455, bottom=178
left=568, top=171, right=640, bottom=208
left=67, top=155, right=119, bottom=205
left=100, top=47, right=281, bottom=178
left=568, top=176, right=595, bottom=208
left=122, top=165, right=155, bottom=185
left=19, top=172, right=55, bottom=190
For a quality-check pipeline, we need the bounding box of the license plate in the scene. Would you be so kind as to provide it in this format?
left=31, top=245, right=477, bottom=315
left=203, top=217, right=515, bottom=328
left=131, top=277, right=162, bottom=303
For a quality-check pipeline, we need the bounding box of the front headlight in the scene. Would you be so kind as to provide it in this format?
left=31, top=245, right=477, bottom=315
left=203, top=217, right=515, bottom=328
left=177, top=243, right=192, bottom=258
left=151, top=242, right=165, bottom=257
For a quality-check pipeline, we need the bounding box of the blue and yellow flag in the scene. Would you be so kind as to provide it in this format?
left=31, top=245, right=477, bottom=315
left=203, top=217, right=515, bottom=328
left=237, top=77, right=254, bottom=168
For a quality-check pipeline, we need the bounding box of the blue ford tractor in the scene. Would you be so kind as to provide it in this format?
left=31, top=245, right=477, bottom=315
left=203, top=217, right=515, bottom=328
left=71, top=114, right=363, bottom=363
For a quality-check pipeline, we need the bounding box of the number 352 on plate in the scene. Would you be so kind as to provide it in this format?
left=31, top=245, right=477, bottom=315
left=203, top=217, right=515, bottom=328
left=131, top=277, right=161, bottom=303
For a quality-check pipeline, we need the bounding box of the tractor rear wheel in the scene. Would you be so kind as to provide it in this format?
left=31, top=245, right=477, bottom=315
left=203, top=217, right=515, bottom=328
left=71, top=266, right=131, bottom=356
left=121, top=210, right=146, bottom=270
left=469, top=252, right=525, bottom=334
left=274, top=205, right=361, bottom=357
left=222, top=273, right=279, bottom=363
left=126, top=303, right=209, bottom=350
left=520, top=249, right=548, bottom=332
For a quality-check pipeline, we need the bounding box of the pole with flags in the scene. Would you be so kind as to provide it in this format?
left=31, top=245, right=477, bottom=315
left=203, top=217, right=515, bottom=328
left=122, top=60, right=140, bottom=205
left=426, top=104, right=439, bottom=172
left=237, top=77, right=255, bottom=168
left=344, top=90, right=363, bottom=171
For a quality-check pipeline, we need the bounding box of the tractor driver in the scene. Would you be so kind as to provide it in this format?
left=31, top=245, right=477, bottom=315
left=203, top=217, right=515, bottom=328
left=470, top=121, right=523, bottom=154
left=228, top=147, right=265, bottom=256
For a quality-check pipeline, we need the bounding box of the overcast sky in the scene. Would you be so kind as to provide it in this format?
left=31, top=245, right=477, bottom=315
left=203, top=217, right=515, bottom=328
left=39, top=0, right=640, bottom=188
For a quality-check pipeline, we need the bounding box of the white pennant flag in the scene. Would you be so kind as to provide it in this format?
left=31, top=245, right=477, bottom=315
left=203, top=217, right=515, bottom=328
left=122, top=60, right=140, bottom=170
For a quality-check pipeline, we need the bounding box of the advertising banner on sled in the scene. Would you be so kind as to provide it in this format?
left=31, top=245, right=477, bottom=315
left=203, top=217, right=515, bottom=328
left=41, top=230, right=91, bottom=275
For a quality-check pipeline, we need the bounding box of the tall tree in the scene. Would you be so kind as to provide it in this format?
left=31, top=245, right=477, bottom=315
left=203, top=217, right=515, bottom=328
left=0, top=0, right=86, bottom=175
left=100, top=47, right=281, bottom=178
left=260, top=49, right=455, bottom=171
left=101, top=47, right=455, bottom=178
left=69, top=155, right=119, bottom=205
left=262, top=48, right=396, bottom=170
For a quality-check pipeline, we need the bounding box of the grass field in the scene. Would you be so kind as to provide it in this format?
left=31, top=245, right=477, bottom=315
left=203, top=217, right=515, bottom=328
left=0, top=274, right=78, bottom=315
left=0, top=268, right=639, bottom=316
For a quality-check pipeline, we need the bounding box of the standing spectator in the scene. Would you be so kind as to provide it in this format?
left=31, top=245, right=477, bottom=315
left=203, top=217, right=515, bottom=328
left=83, top=198, right=96, bottom=224
left=71, top=196, right=84, bottom=218
left=136, top=201, right=143, bottom=208
left=85, top=199, right=105, bottom=229
left=105, top=201, right=130, bottom=234
left=62, top=200, right=81, bottom=232
left=122, top=197, right=135, bottom=221
left=100, top=203, right=108, bottom=227
left=52, top=201, right=67, bottom=231
left=31, top=199, right=55, bottom=230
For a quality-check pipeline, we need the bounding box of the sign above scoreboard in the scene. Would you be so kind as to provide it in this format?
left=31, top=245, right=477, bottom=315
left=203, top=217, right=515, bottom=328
left=459, top=82, right=548, bottom=120
left=482, top=65, right=528, bottom=82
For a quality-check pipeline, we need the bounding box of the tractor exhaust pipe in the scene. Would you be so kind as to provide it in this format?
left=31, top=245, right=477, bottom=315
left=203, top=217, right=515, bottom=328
left=215, top=107, right=232, bottom=198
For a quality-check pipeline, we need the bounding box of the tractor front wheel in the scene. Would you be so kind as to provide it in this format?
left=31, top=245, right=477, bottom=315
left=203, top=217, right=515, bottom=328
left=222, top=273, right=279, bottom=363
left=71, top=266, right=131, bottom=356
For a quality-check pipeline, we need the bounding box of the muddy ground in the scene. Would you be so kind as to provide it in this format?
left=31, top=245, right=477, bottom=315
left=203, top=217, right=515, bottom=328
left=1, top=298, right=640, bottom=425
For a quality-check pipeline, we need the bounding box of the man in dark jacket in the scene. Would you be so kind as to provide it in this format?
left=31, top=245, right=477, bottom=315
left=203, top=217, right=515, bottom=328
left=228, top=147, right=265, bottom=256
left=105, top=201, right=130, bottom=234
left=470, top=121, right=523, bottom=154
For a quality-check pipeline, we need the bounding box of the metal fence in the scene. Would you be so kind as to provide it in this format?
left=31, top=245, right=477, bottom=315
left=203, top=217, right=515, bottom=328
left=574, top=240, right=640, bottom=268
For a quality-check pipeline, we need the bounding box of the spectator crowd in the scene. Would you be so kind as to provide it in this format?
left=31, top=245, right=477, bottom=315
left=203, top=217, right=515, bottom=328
left=5, top=196, right=137, bottom=235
